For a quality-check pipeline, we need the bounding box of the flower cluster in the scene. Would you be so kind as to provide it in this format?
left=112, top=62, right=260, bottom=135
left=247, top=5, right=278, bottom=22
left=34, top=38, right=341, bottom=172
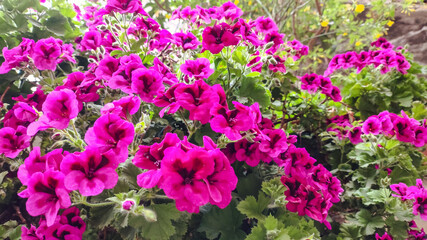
left=325, top=38, right=410, bottom=76
left=21, top=207, right=85, bottom=240
left=133, top=133, right=237, bottom=212
left=299, top=73, right=342, bottom=102
left=391, top=179, right=427, bottom=221
left=279, top=146, right=343, bottom=229
left=0, top=37, right=75, bottom=73
left=327, top=111, right=426, bottom=147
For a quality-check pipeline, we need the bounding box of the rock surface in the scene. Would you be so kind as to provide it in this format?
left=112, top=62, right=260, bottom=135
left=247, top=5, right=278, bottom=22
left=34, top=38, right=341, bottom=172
left=387, top=6, right=427, bottom=65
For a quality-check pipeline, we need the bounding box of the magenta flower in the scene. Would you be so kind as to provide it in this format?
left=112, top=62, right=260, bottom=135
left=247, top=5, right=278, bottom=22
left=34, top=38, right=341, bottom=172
left=12, top=86, right=47, bottom=111
left=85, top=114, right=135, bottom=161
left=362, top=116, right=382, bottom=135
left=413, top=126, right=427, bottom=147
left=161, top=147, right=215, bottom=213
left=413, top=190, right=427, bottom=221
left=27, top=89, right=79, bottom=136
left=393, top=116, right=415, bottom=143
left=152, top=57, right=178, bottom=86
left=395, top=54, right=411, bottom=74
left=268, top=55, right=286, bottom=73
left=210, top=102, right=253, bottom=140
left=79, top=30, right=102, bottom=51
left=0, top=38, right=34, bottom=74
left=247, top=52, right=263, bottom=73
left=61, top=147, right=118, bottom=196
left=18, top=147, right=65, bottom=186
left=338, top=51, right=358, bottom=69
left=264, top=31, right=284, bottom=54
left=375, top=232, right=393, bottom=240
left=258, top=129, right=289, bottom=158
left=201, top=23, right=239, bottom=54
left=319, top=76, right=333, bottom=95
left=232, top=19, right=263, bottom=46
left=254, top=16, right=278, bottom=34
left=180, top=58, right=214, bottom=81
left=234, top=139, right=261, bottom=167
left=21, top=225, right=42, bottom=240
left=58, top=71, right=100, bottom=104
left=327, top=86, right=342, bottom=102
left=105, top=0, right=148, bottom=15
left=25, top=170, right=71, bottom=226
left=131, top=68, right=164, bottom=102
left=286, top=40, right=309, bottom=60
left=348, top=126, right=363, bottom=144
left=204, top=149, right=238, bottom=208
left=2, top=102, right=38, bottom=129
left=218, top=1, right=242, bottom=21
left=300, top=73, right=320, bottom=94
left=0, top=126, right=30, bottom=158
left=108, top=54, right=144, bottom=94
left=101, top=95, right=141, bottom=121
left=122, top=200, right=135, bottom=210
left=175, top=80, right=220, bottom=124
left=173, top=31, right=201, bottom=50
left=154, top=84, right=183, bottom=118
left=31, top=37, right=63, bottom=71
left=95, top=55, right=120, bottom=81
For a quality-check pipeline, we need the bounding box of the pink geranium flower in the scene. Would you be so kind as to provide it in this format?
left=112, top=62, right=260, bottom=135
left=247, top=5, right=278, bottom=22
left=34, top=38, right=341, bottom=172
left=3, top=102, right=38, bottom=129
left=209, top=102, right=253, bottom=140
left=204, top=149, right=238, bottom=208
left=154, top=84, right=183, bottom=118
left=25, top=170, right=71, bottom=226
left=0, top=126, right=31, bottom=158
left=101, top=95, right=141, bottom=121
left=180, top=58, right=214, bottom=81
left=95, top=55, right=120, bottom=81
left=18, top=147, right=65, bottom=186
left=201, top=23, right=239, bottom=54
left=161, top=147, right=215, bottom=213
left=27, top=89, right=79, bottom=136
left=60, top=147, right=118, bottom=196
left=84, top=114, right=135, bottom=161
left=175, top=80, right=220, bottom=124
left=0, top=38, right=34, bottom=74
left=218, top=1, right=242, bottom=21
left=173, top=31, right=201, bottom=51
left=258, top=129, right=289, bottom=158
left=131, top=68, right=164, bottom=102
left=105, top=0, right=148, bottom=15
left=31, top=37, right=64, bottom=71
left=362, top=116, right=382, bottom=135
left=348, top=126, right=363, bottom=144
left=254, top=16, right=278, bottom=34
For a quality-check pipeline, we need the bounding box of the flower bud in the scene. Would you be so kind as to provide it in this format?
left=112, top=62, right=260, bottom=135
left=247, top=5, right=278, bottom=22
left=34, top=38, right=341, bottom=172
left=122, top=200, right=135, bottom=211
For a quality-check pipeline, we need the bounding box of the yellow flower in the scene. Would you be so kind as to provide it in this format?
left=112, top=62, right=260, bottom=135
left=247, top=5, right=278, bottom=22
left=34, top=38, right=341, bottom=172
left=321, top=20, right=329, bottom=27
left=165, top=14, right=171, bottom=19
left=355, top=4, right=365, bottom=13
left=343, top=32, right=348, bottom=36
left=248, top=0, right=252, bottom=6
left=355, top=41, right=362, bottom=47
left=303, top=6, right=310, bottom=12
left=234, top=0, right=239, bottom=5
left=387, top=20, right=394, bottom=27
left=375, top=33, right=383, bottom=39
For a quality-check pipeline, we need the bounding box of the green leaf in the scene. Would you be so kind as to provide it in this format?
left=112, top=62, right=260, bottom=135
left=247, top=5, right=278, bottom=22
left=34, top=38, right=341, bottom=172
left=134, top=203, right=181, bottom=240
left=355, top=209, right=384, bottom=235
left=44, top=10, right=69, bottom=36
left=264, top=214, right=279, bottom=230
left=245, top=225, right=265, bottom=240
left=412, top=101, right=427, bottom=120
left=237, top=192, right=270, bottom=220
left=238, top=77, right=271, bottom=108
left=120, top=160, right=142, bottom=189
left=89, top=204, right=117, bottom=229
left=385, top=217, right=408, bottom=239
left=198, top=200, right=246, bottom=240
